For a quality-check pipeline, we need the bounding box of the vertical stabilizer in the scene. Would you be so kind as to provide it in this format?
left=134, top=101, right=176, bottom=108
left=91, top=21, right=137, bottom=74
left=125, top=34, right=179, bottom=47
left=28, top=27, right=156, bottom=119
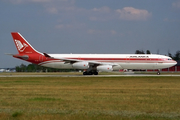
left=11, top=32, right=42, bottom=54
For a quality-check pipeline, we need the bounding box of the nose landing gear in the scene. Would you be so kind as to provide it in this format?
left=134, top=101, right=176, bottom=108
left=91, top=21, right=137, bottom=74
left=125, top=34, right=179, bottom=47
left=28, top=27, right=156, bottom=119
left=157, top=70, right=161, bottom=75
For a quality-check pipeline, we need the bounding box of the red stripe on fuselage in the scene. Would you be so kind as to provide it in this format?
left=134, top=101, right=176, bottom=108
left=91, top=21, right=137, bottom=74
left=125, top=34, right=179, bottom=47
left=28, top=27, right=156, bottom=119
left=65, top=58, right=165, bottom=61
left=61, top=57, right=173, bottom=63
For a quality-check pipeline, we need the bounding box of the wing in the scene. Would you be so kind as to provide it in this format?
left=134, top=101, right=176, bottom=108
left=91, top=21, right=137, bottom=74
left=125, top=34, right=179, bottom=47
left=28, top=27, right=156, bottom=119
left=43, top=53, right=101, bottom=65
left=43, top=53, right=118, bottom=66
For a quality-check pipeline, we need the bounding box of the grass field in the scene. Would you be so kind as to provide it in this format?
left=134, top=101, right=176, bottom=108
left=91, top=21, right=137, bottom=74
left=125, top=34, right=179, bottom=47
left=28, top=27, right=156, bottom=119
left=0, top=75, right=180, bottom=120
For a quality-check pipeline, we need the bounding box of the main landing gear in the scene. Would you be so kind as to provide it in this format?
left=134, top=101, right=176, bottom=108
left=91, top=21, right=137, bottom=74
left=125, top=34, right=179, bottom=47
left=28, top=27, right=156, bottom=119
left=83, top=71, right=98, bottom=75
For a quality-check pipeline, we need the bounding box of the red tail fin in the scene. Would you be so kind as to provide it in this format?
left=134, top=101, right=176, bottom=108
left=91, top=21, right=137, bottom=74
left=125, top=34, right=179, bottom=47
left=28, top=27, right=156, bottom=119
left=11, top=32, right=41, bottom=54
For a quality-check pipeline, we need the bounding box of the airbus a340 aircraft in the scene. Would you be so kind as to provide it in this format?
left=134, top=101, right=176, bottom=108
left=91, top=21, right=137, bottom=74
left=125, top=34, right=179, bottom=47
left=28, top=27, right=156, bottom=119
left=8, top=32, right=177, bottom=75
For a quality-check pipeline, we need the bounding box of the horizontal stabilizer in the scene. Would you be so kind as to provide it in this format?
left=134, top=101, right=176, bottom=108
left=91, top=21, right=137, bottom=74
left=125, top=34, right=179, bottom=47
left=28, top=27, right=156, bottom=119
left=5, top=53, right=15, bottom=56
left=5, top=53, right=29, bottom=60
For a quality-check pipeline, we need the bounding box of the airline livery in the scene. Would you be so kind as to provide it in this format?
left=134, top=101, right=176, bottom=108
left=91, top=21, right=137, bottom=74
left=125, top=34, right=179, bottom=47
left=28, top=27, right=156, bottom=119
left=9, top=32, right=177, bottom=75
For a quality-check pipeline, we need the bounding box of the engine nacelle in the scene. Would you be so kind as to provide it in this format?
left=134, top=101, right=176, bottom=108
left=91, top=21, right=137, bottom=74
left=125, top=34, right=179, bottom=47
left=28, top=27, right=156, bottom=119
left=112, top=65, right=123, bottom=71
left=72, top=62, right=89, bottom=69
left=97, top=65, right=113, bottom=72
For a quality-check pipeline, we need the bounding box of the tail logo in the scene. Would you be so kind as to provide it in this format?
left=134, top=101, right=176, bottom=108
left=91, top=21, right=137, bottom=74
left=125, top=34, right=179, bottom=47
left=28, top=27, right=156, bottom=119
left=15, top=39, right=28, bottom=52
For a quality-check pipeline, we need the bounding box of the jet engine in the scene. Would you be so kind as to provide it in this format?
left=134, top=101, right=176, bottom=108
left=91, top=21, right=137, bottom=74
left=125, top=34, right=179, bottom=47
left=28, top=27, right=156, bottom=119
left=97, top=65, right=123, bottom=72
left=97, top=65, right=113, bottom=72
left=112, top=65, right=123, bottom=71
left=72, top=62, right=89, bottom=69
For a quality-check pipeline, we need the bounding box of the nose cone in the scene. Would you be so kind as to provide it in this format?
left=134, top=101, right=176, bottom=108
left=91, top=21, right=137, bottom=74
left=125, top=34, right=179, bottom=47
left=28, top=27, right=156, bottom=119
left=165, top=60, right=177, bottom=68
left=172, top=60, right=177, bottom=66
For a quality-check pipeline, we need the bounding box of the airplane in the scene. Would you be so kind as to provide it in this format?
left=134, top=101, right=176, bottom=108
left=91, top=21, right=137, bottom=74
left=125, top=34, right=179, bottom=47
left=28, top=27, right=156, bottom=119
left=8, top=32, right=177, bottom=75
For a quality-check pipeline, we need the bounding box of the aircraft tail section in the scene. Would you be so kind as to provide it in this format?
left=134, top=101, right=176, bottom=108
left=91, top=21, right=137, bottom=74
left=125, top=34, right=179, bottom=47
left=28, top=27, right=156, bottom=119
left=11, top=32, right=42, bottom=55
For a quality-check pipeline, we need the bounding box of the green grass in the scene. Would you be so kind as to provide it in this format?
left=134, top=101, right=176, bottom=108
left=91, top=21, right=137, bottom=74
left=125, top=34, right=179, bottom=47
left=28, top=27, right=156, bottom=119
left=12, top=111, right=23, bottom=117
left=0, top=76, right=180, bottom=119
left=28, top=97, right=62, bottom=101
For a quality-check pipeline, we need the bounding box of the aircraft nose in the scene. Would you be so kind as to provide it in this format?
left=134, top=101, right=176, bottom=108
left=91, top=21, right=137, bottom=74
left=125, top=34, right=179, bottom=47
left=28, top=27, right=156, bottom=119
left=172, top=60, right=177, bottom=66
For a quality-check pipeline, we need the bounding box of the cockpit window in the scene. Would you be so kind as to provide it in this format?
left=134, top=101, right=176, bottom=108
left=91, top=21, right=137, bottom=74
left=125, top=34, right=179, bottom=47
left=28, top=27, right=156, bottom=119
left=168, top=58, right=172, bottom=60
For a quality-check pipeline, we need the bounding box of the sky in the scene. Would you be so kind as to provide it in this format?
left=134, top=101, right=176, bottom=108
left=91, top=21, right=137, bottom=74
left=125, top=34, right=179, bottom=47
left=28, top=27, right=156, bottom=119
left=0, top=0, right=180, bottom=68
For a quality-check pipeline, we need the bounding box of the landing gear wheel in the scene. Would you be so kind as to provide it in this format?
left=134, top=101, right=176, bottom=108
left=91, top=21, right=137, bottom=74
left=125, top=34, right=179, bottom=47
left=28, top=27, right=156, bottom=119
left=83, top=71, right=98, bottom=75
left=83, top=72, right=87, bottom=75
left=93, top=71, right=98, bottom=75
left=88, top=72, right=93, bottom=75
left=83, top=71, right=92, bottom=75
left=157, top=71, right=160, bottom=75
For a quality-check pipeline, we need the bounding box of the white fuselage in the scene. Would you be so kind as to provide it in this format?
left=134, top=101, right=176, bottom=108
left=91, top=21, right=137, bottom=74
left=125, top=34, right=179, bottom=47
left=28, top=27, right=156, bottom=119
left=39, top=54, right=177, bottom=70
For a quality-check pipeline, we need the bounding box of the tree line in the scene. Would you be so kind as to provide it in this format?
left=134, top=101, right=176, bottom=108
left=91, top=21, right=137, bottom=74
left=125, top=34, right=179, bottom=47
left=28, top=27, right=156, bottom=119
left=15, top=50, right=180, bottom=72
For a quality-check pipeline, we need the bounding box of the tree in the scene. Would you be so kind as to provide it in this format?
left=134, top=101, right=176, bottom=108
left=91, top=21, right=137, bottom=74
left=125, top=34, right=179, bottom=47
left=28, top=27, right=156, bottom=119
left=135, top=50, right=145, bottom=54
left=173, top=50, right=180, bottom=60
left=27, top=64, right=36, bottom=72
left=146, top=50, right=151, bottom=54
left=168, top=52, right=173, bottom=58
left=20, top=64, right=27, bottom=72
left=15, top=66, right=21, bottom=72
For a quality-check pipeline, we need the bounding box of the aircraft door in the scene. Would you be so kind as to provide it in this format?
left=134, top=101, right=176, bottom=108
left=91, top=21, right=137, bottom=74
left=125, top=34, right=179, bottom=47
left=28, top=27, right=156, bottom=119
left=126, top=56, right=130, bottom=63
